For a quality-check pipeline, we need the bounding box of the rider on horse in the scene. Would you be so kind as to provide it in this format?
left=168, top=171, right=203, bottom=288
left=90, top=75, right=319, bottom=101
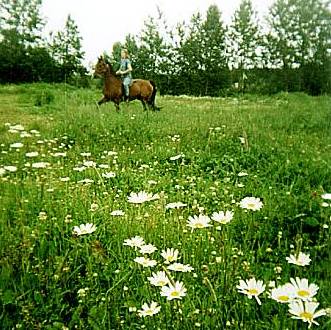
left=116, top=49, right=132, bottom=102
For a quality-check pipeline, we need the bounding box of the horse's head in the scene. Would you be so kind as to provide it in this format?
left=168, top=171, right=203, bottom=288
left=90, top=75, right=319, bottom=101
left=93, top=56, right=108, bottom=77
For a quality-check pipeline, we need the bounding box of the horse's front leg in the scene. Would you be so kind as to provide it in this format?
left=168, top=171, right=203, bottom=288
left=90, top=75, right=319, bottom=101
left=114, top=99, right=121, bottom=112
left=97, top=96, right=109, bottom=106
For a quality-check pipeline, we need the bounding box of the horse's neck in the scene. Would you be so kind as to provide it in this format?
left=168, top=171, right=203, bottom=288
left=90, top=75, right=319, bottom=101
left=104, top=66, right=121, bottom=87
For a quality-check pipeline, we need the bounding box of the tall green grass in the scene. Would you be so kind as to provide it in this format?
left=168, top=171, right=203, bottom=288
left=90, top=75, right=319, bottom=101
left=0, top=84, right=330, bottom=329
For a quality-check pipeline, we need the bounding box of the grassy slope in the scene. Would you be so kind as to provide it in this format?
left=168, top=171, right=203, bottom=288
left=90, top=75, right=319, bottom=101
left=0, top=84, right=330, bottom=329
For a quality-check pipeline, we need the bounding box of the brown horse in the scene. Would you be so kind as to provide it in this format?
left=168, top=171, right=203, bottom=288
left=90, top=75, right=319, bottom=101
left=94, top=56, right=160, bottom=111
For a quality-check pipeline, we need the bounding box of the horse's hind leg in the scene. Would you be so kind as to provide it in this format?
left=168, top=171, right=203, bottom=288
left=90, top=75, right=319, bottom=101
left=141, top=100, right=147, bottom=111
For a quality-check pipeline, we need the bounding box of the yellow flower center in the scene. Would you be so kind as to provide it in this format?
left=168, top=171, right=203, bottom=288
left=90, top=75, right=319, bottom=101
left=146, top=309, right=153, bottom=315
left=248, top=203, right=256, bottom=209
left=247, top=289, right=258, bottom=295
left=194, top=223, right=204, bottom=228
left=300, top=311, right=313, bottom=320
left=158, top=281, right=167, bottom=286
left=297, top=290, right=310, bottom=297
left=278, top=295, right=289, bottom=302
left=170, top=291, right=180, bottom=297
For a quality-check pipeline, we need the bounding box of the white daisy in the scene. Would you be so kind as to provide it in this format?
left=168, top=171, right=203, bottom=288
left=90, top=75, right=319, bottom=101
left=10, top=142, right=23, bottom=148
left=239, top=197, right=263, bottom=211
left=123, top=236, right=145, bottom=248
left=165, top=202, right=187, bottom=209
left=170, top=154, right=184, bottom=161
left=138, top=301, right=161, bottom=317
left=3, top=165, right=17, bottom=172
left=147, top=271, right=170, bottom=287
left=187, top=214, right=212, bottom=230
left=110, top=210, right=125, bottom=216
left=167, top=263, right=194, bottom=273
left=270, top=284, right=296, bottom=303
left=289, top=300, right=326, bottom=328
left=288, top=278, right=319, bottom=301
left=139, top=244, right=157, bottom=254
left=32, top=162, right=50, bottom=169
left=321, top=193, right=331, bottom=200
left=127, top=191, right=159, bottom=204
left=237, top=278, right=265, bottom=305
left=73, top=223, right=97, bottom=236
left=211, top=210, right=234, bottom=224
left=160, top=281, right=187, bottom=300
left=161, top=248, right=180, bottom=264
left=25, top=151, right=39, bottom=157
left=286, top=252, right=311, bottom=267
left=102, top=172, right=116, bottom=178
left=134, top=256, right=157, bottom=268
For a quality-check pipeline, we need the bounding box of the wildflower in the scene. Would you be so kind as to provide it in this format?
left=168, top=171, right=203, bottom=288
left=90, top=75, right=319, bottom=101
left=10, top=142, right=23, bottom=148
left=270, top=284, right=296, bottom=303
left=161, top=281, right=187, bottom=300
left=237, top=278, right=265, bottom=305
left=80, top=152, right=91, bottom=157
left=187, top=214, right=212, bottom=230
left=73, top=166, right=86, bottom=172
left=239, top=137, right=246, bottom=144
left=161, top=248, right=180, bottom=264
left=139, top=244, right=157, bottom=254
left=211, top=211, right=234, bottom=224
left=321, top=193, right=331, bottom=200
left=166, top=202, right=187, bottom=209
left=3, top=165, right=17, bottom=172
left=167, top=263, right=194, bottom=273
left=110, top=210, right=125, bottom=216
left=287, top=278, right=319, bottom=301
left=138, top=301, right=161, bottom=317
left=25, top=151, right=39, bottom=157
left=73, top=223, right=97, bottom=236
left=288, top=300, right=326, bottom=328
left=77, top=288, right=89, bottom=298
left=98, top=164, right=109, bottom=169
left=238, top=172, right=248, bottom=177
left=77, top=178, right=94, bottom=184
left=102, top=172, right=116, bottom=178
left=38, top=211, right=47, bottom=221
left=134, top=256, right=157, bottom=268
left=127, top=191, right=159, bottom=204
left=52, top=152, right=66, bottom=157
left=0, top=168, right=6, bottom=176
left=60, top=177, right=70, bottom=182
left=123, top=236, right=145, bottom=248
left=148, top=180, right=158, bottom=185
left=90, top=203, right=99, bottom=212
left=286, top=252, right=311, bottom=267
left=83, top=160, right=96, bottom=168
left=147, top=271, right=170, bottom=287
left=9, top=124, right=25, bottom=131
left=32, top=162, right=50, bottom=169
left=239, top=197, right=263, bottom=211
left=170, top=154, right=184, bottom=161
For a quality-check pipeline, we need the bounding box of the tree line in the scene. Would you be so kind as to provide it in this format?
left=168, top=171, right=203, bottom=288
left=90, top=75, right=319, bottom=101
left=1, top=0, right=330, bottom=95
left=0, top=0, right=86, bottom=85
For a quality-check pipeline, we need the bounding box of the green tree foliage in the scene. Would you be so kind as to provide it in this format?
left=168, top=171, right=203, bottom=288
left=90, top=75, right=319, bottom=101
left=49, top=14, right=86, bottom=80
left=227, top=0, right=262, bottom=91
left=0, top=0, right=59, bottom=82
left=174, top=6, right=229, bottom=96
left=267, top=0, right=331, bottom=94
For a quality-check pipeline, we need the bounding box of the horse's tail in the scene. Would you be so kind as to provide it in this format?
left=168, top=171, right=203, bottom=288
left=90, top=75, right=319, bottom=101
left=149, top=80, right=161, bottom=111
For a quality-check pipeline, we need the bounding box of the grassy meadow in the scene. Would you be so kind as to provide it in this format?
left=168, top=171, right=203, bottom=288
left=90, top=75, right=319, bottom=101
left=0, top=83, right=330, bottom=329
